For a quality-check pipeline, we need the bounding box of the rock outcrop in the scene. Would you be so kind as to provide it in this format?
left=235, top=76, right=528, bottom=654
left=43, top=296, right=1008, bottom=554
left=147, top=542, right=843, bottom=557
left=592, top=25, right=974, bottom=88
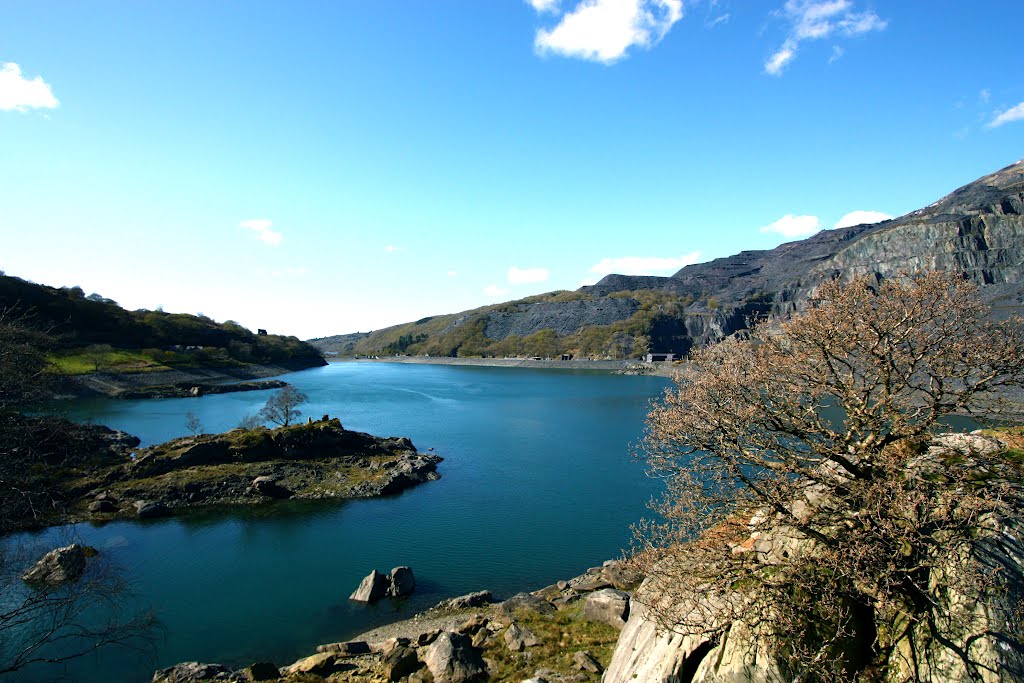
left=21, top=544, right=95, bottom=585
left=350, top=566, right=417, bottom=603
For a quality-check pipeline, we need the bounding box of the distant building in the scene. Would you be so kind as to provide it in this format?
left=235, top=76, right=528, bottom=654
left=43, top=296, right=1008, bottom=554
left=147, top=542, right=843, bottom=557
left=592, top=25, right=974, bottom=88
left=257, top=329, right=268, bottom=336
left=561, top=354, right=574, bottom=361
left=645, top=352, right=676, bottom=362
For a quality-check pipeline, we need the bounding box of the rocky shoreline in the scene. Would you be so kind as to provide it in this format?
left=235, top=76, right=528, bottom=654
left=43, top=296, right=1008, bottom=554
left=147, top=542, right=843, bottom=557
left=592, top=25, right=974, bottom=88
left=331, top=356, right=681, bottom=377
left=153, top=561, right=634, bottom=682
left=55, top=358, right=326, bottom=399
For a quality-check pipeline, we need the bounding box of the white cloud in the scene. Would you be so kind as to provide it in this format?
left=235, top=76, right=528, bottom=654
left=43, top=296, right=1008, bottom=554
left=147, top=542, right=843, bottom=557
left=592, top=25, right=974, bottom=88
left=447, top=270, right=458, bottom=277
left=765, top=1, right=886, bottom=75
left=0, top=63, right=59, bottom=112
left=760, top=214, right=821, bottom=238
left=508, top=266, right=550, bottom=284
left=385, top=245, right=402, bottom=253
left=484, top=284, right=510, bottom=298
left=589, top=251, right=702, bottom=277
left=828, top=45, right=844, bottom=63
left=240, top=219, right=283, bottom=246
left=989, top=101, right=1024, bottom=128
left=527, top=0, right=561, bottom=12
left=706, top=13, right=730, bottom=29
left=533, top=0, right=683, bottom=64
left=835, top=210, right=892, bottom=228
left=979, top=88, right=991, bottom=104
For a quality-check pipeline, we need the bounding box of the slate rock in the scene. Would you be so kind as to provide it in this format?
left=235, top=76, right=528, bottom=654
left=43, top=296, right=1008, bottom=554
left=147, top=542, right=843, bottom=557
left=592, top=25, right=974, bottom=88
left=573, top=651, right=604, bottom=674
left=240, top=661, right=280, bottom=681
left=388, top=566, right=416, bottom=597
left=583, top=588, right=630, bottom=629
left=382, top=645, right=421, bottom=682
left=503, top=622, right=542, bottom=652
left=423, top=632, right=487, bottom=683
left=440, top=591, right=493, bottom=610
left=350, top=569, right=390, bottom=602
left=134, top=499, right=170, bottom=519
left=151, top=662, right=242, bottom=682
left=500, top=592, right=555, bottom=615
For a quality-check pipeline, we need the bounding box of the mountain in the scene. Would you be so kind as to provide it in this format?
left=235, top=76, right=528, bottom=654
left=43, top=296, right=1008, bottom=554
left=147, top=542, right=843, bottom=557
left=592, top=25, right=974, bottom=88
left=311, top=161, right=1024, bottom=359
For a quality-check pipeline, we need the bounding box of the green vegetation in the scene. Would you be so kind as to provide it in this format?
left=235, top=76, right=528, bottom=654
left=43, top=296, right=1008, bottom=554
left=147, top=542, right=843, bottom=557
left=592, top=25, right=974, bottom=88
left=331, top=288, right=697, bottom=360
left=481, top=605, right=619, bottom=682
left=0, top=273, right=324, bottom=375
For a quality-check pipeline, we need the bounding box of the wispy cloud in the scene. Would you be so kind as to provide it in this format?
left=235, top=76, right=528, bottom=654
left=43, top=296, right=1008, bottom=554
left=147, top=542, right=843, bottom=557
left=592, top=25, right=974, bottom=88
left=0, top=63, right=59, bottom=112
left=835, top=210, right=892, bottom=228
left=989, top=101, right=1024, bottom=128
left=765, top=1, right=886, bottom=76
left=385, top=245, right=402, bottom=253
left=590, top=252, right=702, bottom=277
left=706, top=13, right=730, bottom=29
left=760, top=214, right=821, bottom=238
left=532, top=0, right=683, bottom=64
left=484, top=284, right=510, bottom=298
left=979, top=88, right=991, bottom=104
left=508, top=266, right=550, bottom=284
left=526, top=0, right=561, bottom=13
left=240, top=219, right=283, bottom=246
left=447, top=270, right=458, bottom=277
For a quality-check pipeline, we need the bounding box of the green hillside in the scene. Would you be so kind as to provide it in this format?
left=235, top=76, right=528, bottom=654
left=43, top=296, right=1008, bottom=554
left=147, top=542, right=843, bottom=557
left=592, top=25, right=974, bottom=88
left=0, top=273, right=325, bottom=374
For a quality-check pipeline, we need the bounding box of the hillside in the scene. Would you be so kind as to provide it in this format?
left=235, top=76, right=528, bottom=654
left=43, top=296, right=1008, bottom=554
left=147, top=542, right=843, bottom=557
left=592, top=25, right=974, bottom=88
left=312, top=161, right=1024, bottom=360
left=0, top=274, right=326, bottom=385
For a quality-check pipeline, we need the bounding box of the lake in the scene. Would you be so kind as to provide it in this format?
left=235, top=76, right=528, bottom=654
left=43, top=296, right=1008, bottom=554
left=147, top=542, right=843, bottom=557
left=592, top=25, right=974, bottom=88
left=11, top=362, right=671, bottom=682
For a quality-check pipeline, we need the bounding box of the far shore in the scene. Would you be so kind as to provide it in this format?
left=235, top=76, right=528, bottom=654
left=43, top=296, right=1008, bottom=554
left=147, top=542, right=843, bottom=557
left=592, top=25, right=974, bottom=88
left=328, top=355, right=683, bottom=377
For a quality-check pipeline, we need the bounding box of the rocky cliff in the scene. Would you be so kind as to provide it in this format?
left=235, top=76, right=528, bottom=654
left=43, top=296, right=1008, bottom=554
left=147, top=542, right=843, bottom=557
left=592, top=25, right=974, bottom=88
left=314, top=161, right=1024, bottom=359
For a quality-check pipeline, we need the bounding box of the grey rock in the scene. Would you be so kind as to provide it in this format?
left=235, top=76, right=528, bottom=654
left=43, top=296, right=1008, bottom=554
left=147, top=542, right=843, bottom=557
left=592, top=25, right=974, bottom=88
left=316, top=640, right=370, bottom=655
left=152, top=662, right=242, bottom=682
left=89, top=499, right=117, bottom=513
left=283, top=652, right=339, bottom=676
left=500, top=592, right=555, bottom=615
left=21, top=544, right=93, bottom=585
left=423, top=632, right=487, bottom=683
left=572, top=651, right=604, bottom=674
left=504, top=621, right=542, bottom=651
left=251, top=476, right=291, bottom=499
left=440, top=590, right=493, bottom=610
left=388, top=565, right=416, bottom=597
left=240, top=661, right=279, bottom=681
left=583, top=588, right=630, bottom=629
left=349, top=569, right=390, bottom=602
left=382, top=645, right=421, bottom=682
left=134, top=499, right=170, bottom=519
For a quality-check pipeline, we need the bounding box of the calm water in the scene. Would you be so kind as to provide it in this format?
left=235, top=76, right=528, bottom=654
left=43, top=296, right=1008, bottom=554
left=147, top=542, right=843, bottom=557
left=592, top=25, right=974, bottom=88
left=12, top=362, right=670, bottom=682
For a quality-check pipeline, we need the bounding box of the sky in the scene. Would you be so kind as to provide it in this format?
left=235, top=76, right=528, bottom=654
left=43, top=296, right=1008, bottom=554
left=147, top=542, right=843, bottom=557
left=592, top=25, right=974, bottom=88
left=1, top=1, right=1022, bottom=340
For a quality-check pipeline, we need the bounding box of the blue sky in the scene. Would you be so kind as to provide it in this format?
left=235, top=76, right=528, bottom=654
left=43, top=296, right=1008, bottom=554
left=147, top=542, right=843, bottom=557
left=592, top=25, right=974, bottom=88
left=1, top=1, right=1022, bottom=339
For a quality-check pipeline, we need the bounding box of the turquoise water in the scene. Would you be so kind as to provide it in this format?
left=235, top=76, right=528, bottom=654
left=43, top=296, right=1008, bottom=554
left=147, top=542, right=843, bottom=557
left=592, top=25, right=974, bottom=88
left=12, top=362, right=670, bottom=682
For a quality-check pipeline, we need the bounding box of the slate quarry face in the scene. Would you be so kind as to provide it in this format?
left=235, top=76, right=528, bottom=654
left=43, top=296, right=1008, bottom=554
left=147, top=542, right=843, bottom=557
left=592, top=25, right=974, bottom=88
left=483, top=298, right=641, bottom=340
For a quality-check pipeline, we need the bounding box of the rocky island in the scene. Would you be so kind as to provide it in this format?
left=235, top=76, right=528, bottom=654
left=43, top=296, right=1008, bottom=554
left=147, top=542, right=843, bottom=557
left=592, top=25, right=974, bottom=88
left=3, top=415, right=440, bottom=531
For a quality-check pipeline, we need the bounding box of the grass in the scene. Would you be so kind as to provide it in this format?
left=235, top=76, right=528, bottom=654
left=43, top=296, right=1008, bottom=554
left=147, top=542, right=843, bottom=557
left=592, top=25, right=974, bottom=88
left=47, top=348, right=173, bottom=375
left=481, top=604, right=620, bottom=682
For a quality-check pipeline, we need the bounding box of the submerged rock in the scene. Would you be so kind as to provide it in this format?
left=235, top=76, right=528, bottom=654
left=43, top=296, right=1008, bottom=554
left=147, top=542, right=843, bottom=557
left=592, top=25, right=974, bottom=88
left=21, top=543, right=94, bottom=585
left=387, top=566, right=416, bottom=597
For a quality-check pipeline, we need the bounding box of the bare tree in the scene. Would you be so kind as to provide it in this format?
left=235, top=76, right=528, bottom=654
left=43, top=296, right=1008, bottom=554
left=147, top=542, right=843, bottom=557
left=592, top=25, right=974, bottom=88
left=258, top=385, right=307, bottom=427
left=632, top=273, right=1024, bottom=682
left=0, top=308, right=157, bottom=677
left=184, top=411, right=203, bottom=437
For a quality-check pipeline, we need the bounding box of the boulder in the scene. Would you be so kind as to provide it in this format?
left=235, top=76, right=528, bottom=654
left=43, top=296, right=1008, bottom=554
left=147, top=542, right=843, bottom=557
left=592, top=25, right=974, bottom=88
left=388, top=566, right=416, bottom=597
left=456, top=614, right=488, bottom=635
left=381, top=644, right=421, bottom=682
left=583, top=588, right=630, bottom=629
left=572, top=651, right=604, bottom=674
left=417, top=629, right=442, bottom=646
left=503, top=622, right=542, bottom=651
left=251, top=476, right=291, bottom=499
left=21, top=544, right=94, bottom=585
left=283, top=652, right=339, bottom=677
left=316, top=640, right=370, bottom=655
left=240, top=662, right=279, bottom=681
left=134, top=499, right=170, bottom=519
left=349, top=569, right=390, bottom=602
left=441, top=591, right=493, bottom=610
left=89, top=499, right=117, bottom=513
left=151, top=662, right=241, bottom=682
left=500, top=592, right=555, bottom=615
left=423, top=632, right=487, bottom=683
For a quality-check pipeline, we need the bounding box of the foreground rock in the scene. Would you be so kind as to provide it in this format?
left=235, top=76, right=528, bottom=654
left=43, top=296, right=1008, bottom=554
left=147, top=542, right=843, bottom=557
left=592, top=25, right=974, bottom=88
left=582, top=588, right=630, bottom=629
left=151, top=661, right=242, bottom=682
left=21, top=544, right=95, bottom=585
left=424, top=632, right=487, bottom=683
